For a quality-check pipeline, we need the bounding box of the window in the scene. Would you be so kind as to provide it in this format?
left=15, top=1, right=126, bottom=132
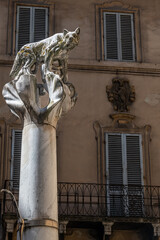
left=103, top=12, right=135, bottom=61
left=95, top=2, right=141, bottom=62
left=16, top=6, right=48, bottom=52
left=105, top=133, right=143, bottom=217
left=105, top=133, right=143, bottom=185
left=11, top=129, right=22, bottom=189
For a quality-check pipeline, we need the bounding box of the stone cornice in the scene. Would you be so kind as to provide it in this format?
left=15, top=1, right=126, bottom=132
left=0, top=55, right=14, bottom=66
left=1, top=56, right=160, bottom=76
left=68, top=64, right=160, bottom=76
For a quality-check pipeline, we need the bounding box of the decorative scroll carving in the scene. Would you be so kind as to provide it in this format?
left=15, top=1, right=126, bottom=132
left=106, top=78, right=135, bottom=112
left=152, top=224, right=160, bottom=237
left=59, top=221, right=68, bottom=234
left=2, top=28, right=80, bottom=127
left=102, top=222, right=114, bottom=236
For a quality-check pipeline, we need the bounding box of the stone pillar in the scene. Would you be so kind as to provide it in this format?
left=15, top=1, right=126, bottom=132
left=2, top=28, right=80, bottom=240
left=19, top=123, right=58, bottom=239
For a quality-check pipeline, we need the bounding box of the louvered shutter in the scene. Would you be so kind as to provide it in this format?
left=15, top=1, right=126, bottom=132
left=105, top=133, right=143, bottom=217
left=103, top=12, right=135, bottom=61
left=126, top=134, right=143, bottom=216
left=16, top=7, right=31, bottom=52
left=11, top=130, right=22, bottom=189
left=120, top=14, right=135, bottom=61
left=106, top=134, right=124, bottom=216
left=104, top=13, right=118, bottom=60
left=126, top=135, right=142, bottom=185
left=34, top=8, right=48, bottom=42
left=107, top=134, right=123, bottom=185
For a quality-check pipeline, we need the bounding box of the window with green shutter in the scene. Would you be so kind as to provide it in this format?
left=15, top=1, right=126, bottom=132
left=16, top=6, right=48, bottom=52
left=103, top=12, right=135, bottom=61
left=11, top=130, right=22, bottom=189
left=105, top=133, right=143, bottom=216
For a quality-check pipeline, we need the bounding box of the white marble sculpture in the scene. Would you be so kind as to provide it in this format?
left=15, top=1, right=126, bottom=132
left=3, top=27, right=80, bottom=125
left=2, top=28, right=80, bottom=240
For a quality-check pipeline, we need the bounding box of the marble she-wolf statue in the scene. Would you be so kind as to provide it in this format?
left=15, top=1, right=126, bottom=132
left=2, top=28, right=80, bottom=125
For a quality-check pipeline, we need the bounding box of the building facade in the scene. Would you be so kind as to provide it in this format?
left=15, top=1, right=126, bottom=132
left=0, top=0, right=160, bottom=239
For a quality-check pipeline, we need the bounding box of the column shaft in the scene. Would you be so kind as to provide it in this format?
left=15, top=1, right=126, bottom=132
left=18, top=123, right=58, bottom=240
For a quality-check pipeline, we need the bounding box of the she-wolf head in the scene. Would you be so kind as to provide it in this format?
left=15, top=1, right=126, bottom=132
left=63, top=27, right=80, bottom=49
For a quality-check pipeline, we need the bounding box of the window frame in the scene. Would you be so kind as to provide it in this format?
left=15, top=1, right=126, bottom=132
left=93, top=122, right=151, bottom=186
left=95, top=2, right=142, bottom=62
left=105, top=132, right=145, bottom=217
left=3, top=124, right=22, bottom=191
left=7, top=0, right=55, bottom=56
left=103, top=12, right=136, bottom=62
left=15, top=5, right=49, bottom=53
left=105, top=132, right=144, bottom=186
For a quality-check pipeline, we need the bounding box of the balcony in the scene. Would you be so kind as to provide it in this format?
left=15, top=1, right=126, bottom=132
left=2, top=181, right=160, bottom=222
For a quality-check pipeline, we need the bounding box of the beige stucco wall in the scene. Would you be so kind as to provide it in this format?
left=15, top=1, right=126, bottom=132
left=1, top=0, right=160, bottom=62
left=0, top=0, right=160, bottom=239
left=0, top=0, right=160, bottom=187
left=57, top=69, right=160, bottom=186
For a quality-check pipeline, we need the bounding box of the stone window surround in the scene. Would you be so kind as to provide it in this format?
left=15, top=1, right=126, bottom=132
left=6, top=0, right=55, bottom=56
left=0, top=120, right=22, bottom=188
left=93, top=121, right=151, bottom=186
left=95, top=1, right=142, bottom=62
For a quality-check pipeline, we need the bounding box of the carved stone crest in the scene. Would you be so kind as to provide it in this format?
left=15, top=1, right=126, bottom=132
left=106, top=78, right=135, bottom=112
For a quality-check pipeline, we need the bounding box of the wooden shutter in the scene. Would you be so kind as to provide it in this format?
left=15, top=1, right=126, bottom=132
left=105, top=133, right=143, bottom=216
left=11, top=130, right=22, bottom=188
left=16, top=6, right=31, bottom=52
left=120, top=14, right=135, bottom=61
left=106, top=133, right=143, bottom=185
left=103, top=12, right=135, bottom=61
left=34, top=7, right=48, bottom=42
left=126, top=134, right=143, bottom=216
left=106, top=134, right=124, bottom=216
left=106, top=134, right=123, bottom=185
left=104, top=13, right=118, bottom=60
left=126, top=135, right=142, bottom=185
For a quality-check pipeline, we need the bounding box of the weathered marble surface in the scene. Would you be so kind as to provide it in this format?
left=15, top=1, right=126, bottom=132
left=19, top=124, right=58, bottom=240
left=2, top=28, right=80, bottom=240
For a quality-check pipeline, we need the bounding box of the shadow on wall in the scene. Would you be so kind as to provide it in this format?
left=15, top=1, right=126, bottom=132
left=110, top=223, right=153, bottom=240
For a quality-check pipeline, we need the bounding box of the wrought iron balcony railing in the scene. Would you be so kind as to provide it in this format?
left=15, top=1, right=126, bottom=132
left=2, top=181, right=160, bottom=220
